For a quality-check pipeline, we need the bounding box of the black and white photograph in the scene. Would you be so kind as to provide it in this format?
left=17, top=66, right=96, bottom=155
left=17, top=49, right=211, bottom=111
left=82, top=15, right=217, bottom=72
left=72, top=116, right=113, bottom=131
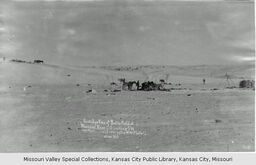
left=0, top=0, right=254, bottom=154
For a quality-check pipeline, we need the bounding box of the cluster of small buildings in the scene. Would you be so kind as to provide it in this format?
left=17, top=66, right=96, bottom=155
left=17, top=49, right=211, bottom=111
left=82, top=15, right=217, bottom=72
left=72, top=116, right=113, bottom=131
left=117, top=78, right=166, bottom=91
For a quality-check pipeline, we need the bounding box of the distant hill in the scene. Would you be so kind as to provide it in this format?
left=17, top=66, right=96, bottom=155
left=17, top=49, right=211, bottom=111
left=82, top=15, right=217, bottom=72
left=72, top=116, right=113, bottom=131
left=0, top=60, right=254, bottom=86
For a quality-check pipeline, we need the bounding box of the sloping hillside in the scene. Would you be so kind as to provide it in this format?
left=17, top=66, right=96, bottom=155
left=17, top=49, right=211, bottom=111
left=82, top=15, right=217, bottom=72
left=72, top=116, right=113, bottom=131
left=0, top=60, right=254, bottom=87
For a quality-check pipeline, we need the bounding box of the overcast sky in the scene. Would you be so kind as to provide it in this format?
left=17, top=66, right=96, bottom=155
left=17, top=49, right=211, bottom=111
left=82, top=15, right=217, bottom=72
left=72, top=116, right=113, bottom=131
left=0, top=0, right=254, bottom=66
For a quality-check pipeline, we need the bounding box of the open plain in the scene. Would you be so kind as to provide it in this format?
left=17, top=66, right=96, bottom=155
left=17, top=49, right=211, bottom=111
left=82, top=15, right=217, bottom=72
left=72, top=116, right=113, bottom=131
left=0, top=61, right=254, bottom=152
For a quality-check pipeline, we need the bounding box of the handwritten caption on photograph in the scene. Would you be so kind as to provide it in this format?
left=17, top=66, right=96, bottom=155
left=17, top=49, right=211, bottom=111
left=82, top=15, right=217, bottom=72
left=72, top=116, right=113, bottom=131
left=80, top=118, right=146, bottom=139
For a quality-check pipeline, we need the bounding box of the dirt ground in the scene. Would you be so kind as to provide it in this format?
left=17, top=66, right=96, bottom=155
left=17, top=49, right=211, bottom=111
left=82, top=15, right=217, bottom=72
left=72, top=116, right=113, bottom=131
left=0, top=83, right=254, bottom=152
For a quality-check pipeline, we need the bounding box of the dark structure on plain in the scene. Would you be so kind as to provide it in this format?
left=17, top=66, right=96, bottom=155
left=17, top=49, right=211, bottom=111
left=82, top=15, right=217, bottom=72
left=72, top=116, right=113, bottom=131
left=239, top=80, right=255, bottom=88
left=33, top=60, right=44, bottom=64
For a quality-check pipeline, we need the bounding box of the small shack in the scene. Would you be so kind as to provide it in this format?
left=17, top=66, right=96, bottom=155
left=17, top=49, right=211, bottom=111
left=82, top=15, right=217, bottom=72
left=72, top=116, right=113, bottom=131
left=239, top=80, right=255, bottom=88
